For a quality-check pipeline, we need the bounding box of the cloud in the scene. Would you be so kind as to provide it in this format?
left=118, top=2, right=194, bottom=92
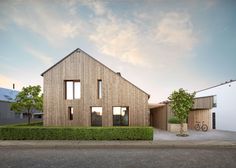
left=82, top=0, right=107, bottom=16
left=0, top=21, right=6, bottom=30
left=155, top=12, right=197, bottom=52
left=89, top=9, right=197, bottom=67
left=25, top=47, right=53, bottom=66
left=0, top=1, right=83, bottom=47
left=89, top=15, right=147, bottom=66
left=0, top=1, right=198, bottom=68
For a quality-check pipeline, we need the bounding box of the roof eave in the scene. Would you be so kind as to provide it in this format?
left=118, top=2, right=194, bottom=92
left=41, top=48, right=80, bottom=76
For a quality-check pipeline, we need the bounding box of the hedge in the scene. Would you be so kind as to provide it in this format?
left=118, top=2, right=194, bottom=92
left=168, top=116, right=181, bottom=124
left=10, top=121, right=43, bottom=127
left=0, top=126, right=153, bottom=140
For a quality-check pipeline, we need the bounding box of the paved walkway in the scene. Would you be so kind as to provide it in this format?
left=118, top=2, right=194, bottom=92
left=154, top=129, right=236, bottom=141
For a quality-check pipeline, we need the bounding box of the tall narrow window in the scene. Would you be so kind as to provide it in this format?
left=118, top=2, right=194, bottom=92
left=213, top=96, right=217, bottom=107
left=74, top=81, right=81, bottom=99
left=98, top=80, right=102, bottom=99
left=66, top=81, right=73, bottom=100
left=113, top=107, right=129, bottom=126
left=68, top=107, right=73, bottom=120
left=91, top=107, right=102, bottom=126
left=65, top=80, right=80, bottom=99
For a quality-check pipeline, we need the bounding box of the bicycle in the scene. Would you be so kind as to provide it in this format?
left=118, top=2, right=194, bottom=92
left=194, top=121, right=208, bottom=132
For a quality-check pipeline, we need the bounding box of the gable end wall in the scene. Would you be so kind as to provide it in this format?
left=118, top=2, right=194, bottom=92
left=43, top=51, right=149, bottom=126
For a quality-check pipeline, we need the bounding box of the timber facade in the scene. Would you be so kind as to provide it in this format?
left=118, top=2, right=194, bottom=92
left=41, top=48, right=150, bottom=127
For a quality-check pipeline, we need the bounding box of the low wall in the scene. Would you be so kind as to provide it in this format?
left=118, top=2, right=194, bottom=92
left=168, top=123, right=187, bottom=133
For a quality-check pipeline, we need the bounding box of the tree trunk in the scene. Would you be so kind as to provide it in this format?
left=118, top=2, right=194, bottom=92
left=180, top=122, right=184, bottom=135
left=27, top=109, right=31, bottom=125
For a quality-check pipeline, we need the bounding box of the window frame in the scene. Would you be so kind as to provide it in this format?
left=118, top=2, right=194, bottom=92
left=91, top=106, right=103, bottom=126
left=98, top=79, right=102, bottom=99
left=112, top=106, right=129, bottom=126
left=213, top=95, right=217, bottom=107
left=65, top=80, right=81, bottom=100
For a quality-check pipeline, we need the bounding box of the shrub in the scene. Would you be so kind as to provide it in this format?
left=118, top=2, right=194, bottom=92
left=168, top=116, right=181, bottom=124
left=0, top=126, right=153, bottom=140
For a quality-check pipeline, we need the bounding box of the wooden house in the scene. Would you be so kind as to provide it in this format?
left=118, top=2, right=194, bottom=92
left=41, top=48, right=150, bottom=126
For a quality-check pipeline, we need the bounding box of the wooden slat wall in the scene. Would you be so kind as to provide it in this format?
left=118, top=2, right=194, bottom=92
left=192, top=96, right=213, bottom=109
left=150, top=106, right=167, bottom=130
left=188, top=109, right=211, bottom=130
left=43, top=50, right=149, bottom=126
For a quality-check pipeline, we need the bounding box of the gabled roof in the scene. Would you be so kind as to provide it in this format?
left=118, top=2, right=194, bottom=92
left=196, top=80, right=236, bottom=93
left=0, top=87, right=19, bottom=102
left=41, top=48, right=150, bottom=98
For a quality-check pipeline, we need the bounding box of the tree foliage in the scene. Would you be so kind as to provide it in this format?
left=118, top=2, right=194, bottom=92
left=168, top=88, right=195, bottom=135
left=11, top=85, right=43, bottom=125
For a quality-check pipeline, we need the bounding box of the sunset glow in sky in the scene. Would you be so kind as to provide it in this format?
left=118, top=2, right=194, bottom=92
left=0, top=0, right=236, bottom=103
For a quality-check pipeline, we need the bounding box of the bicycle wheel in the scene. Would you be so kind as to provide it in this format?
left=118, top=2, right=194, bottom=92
left=202, top=124, right=208, bottom=132
left=194, top=124, right=201, bottom=131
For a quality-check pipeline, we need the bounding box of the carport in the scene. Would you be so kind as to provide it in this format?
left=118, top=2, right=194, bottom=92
left=149, top=103, right=167, bottom=130
left=149, top=96, right=214, bottom=131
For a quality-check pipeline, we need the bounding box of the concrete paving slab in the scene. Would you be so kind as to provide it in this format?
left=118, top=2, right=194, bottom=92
left=154, top=129, right=236, bottom=141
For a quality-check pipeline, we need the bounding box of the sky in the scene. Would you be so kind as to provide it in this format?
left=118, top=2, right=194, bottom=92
left=0, top=0, right=236, bottom=103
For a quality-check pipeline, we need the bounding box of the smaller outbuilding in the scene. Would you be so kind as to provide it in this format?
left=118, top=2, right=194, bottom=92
left=0, top=87, right=42, bottom=125
left=149, top=96, right=214, bottom=131
left=196, top=80, right=236, bottom=132
left=0, top=87, right=19, bottom=124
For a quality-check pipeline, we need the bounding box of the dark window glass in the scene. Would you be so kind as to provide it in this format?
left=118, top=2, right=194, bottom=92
left=212, top=112, right=216, bottom=129
left=98, top=80, right=102, bottom=99
left=68, top=107, right=73, bottom=120
left=113, top=107, right=129, bottom=126
left=91, top=107, right=102, bottom=126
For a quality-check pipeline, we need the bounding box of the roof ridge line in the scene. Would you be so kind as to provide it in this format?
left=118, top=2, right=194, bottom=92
left=41, top=48, right=150, bottom=98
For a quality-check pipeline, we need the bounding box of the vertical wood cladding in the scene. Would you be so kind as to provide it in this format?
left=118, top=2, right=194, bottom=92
left=42, top=49, right=149, bottom=126
left=188, top=109, right=212, bottom=130
left=150, top=106, right=167, bottom=130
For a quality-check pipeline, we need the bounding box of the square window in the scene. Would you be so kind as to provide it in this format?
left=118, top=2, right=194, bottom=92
left=91, top=107, right=102, bottom=126
left=65, top=81, right=81, bottom=100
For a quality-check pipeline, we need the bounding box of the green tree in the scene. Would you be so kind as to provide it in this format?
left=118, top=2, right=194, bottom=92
left=168, top=88, right=195, bottom=136
left=11, top=85, right=43, bottom=125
